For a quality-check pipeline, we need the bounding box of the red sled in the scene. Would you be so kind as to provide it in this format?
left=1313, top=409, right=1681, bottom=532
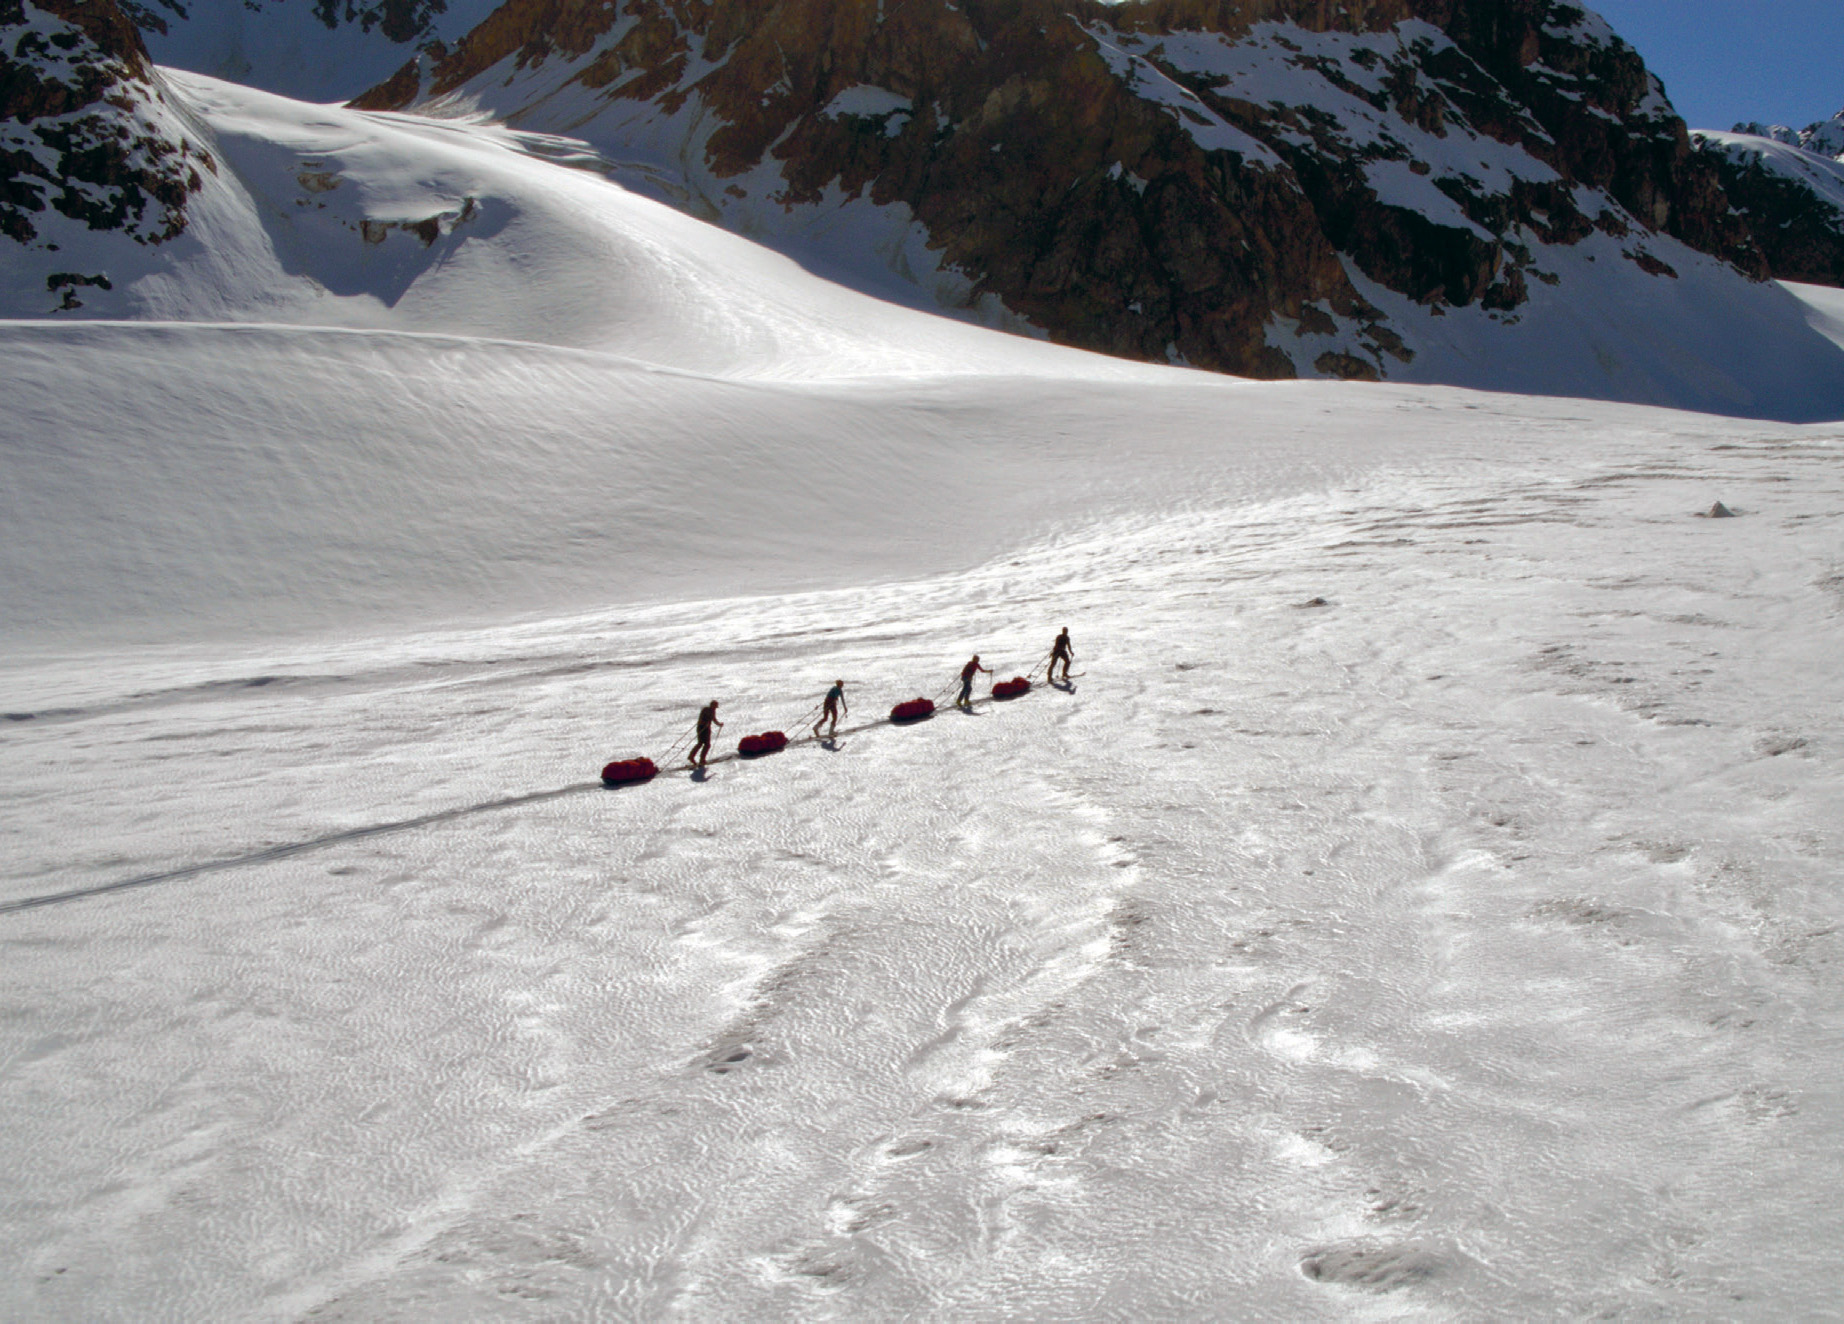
left=992, top=676, right=1030, bottom=699
left=601, top=757, right=658, bottom=786
left=890, top=698, right=935, bottom=723
left=738, top=731, right=789, bottom=757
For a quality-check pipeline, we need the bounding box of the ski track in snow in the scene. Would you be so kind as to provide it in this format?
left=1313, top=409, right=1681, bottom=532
left=2, top=424, right=1841, bottom=1318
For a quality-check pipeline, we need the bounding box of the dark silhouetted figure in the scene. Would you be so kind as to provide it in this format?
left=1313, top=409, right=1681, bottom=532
left=1049, top=628, right=1073, bottom=683
left=691, top=699, right=722, bottom=769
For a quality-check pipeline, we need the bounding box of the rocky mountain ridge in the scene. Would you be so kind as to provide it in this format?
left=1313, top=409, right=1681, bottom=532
left=7, top=0, right=1844, bottom=402
left=352, top=0, right=1777, bottom=380
left=1697, top=110, right=1844, bottom=290
left=2, top=0, right=210, bottom=280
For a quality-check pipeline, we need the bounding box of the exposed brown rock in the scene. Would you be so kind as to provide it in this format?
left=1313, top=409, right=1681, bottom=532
left=352, top=0, right=1777, bottom=377
left=2, top=0, right=208, bottom=246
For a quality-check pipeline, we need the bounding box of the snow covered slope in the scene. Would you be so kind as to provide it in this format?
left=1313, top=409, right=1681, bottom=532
left=2, top=72, right=1139, bottom=375
left=0, top=315, right=1244, bottom=647
left=4, top=8, right=1844, bottom=1318
left=10, top=69, right=1844, bottom=653
left=2, top=391, right=1841, bottom=1319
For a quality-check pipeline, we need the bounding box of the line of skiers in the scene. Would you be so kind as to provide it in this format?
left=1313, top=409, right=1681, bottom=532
left=685, top=628, right=1074, bottom=769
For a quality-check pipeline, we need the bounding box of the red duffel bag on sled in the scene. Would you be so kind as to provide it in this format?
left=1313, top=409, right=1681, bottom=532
left=601, top=757, right=658, bottom=786
left=992, top=676, right=1030, bottom=699
left=738, top=731, right=789, bottom=757
left=890, top=698, right=935, bottom=723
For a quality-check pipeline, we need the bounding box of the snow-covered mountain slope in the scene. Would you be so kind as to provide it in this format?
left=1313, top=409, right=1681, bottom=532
left=8, top=75, right=1844, bottom=649
left=1696, top=128, right=1844, bottom=289
left=128, top=0, right=498, bottom=103
left=351, top=0, right=1830, bottom=393
left=1, top=57, right=1841, bottom=419
left=2, top=394, right=1841, bottom=1319
left=8, top=60, right=1844, bottom=654
left=2, top=71, right=1162, bottom=373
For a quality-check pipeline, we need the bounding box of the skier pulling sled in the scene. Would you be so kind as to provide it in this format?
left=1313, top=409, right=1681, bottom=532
left=815, top=680, right=848, bottom=739
left=690, top=700, right=723, bottom=770
left=956, top=655, right=991, bottom=709
left=1048, top=628, right=1074, bottom=684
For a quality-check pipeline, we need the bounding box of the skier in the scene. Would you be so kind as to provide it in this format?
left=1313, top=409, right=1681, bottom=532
left=690, top=699, right=722, bottom=769
left=957, top=654, right=991, bottom=708
left=814, top=679, right=848, bottom=738
left=1049, top=627, right=1073, bottom=683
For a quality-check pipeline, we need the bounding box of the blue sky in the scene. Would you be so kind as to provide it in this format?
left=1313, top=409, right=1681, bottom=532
left=1589, top=0, right=1843, bottom=130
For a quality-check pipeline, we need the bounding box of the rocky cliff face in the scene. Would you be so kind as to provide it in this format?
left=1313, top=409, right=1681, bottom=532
left=2, top=0, right=209, bottom=271
left=1697, top=123, right=1844, bottom=289
left=354, top=0, right=1770, bottom=380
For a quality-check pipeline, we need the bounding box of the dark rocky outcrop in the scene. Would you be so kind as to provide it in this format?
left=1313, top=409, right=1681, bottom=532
left=1696, top=127, right=1844, bottom=288
left=2, top=0, right=210, bottom=246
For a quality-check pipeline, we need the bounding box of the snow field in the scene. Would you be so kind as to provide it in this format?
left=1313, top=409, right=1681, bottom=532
left=5, top=53, right=1844, bottom=1319
left=0, top=319, right=1174, bottom=648
left=7, top=318, right=1695, bottom=651
left=2, top=419, right=1840, bottom=1317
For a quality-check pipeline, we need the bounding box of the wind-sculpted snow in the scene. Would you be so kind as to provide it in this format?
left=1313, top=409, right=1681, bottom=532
left=0, top=316, right=1270, bottom=646
left=2, top=406, right=1840, bottom=1316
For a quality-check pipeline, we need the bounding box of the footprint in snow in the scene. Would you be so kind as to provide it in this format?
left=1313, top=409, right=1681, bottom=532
left=706, top=1045, right=752, bottom=1074
left=1300, top=1240, right=1447, bottom=1293
left=1249, top=982, right=1321, bottom=1062
left=880, top=1137, right=934, bottom=1162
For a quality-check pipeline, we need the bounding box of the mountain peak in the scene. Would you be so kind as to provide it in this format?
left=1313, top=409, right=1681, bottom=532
left=1732, top=109, right=1844, bottom=161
